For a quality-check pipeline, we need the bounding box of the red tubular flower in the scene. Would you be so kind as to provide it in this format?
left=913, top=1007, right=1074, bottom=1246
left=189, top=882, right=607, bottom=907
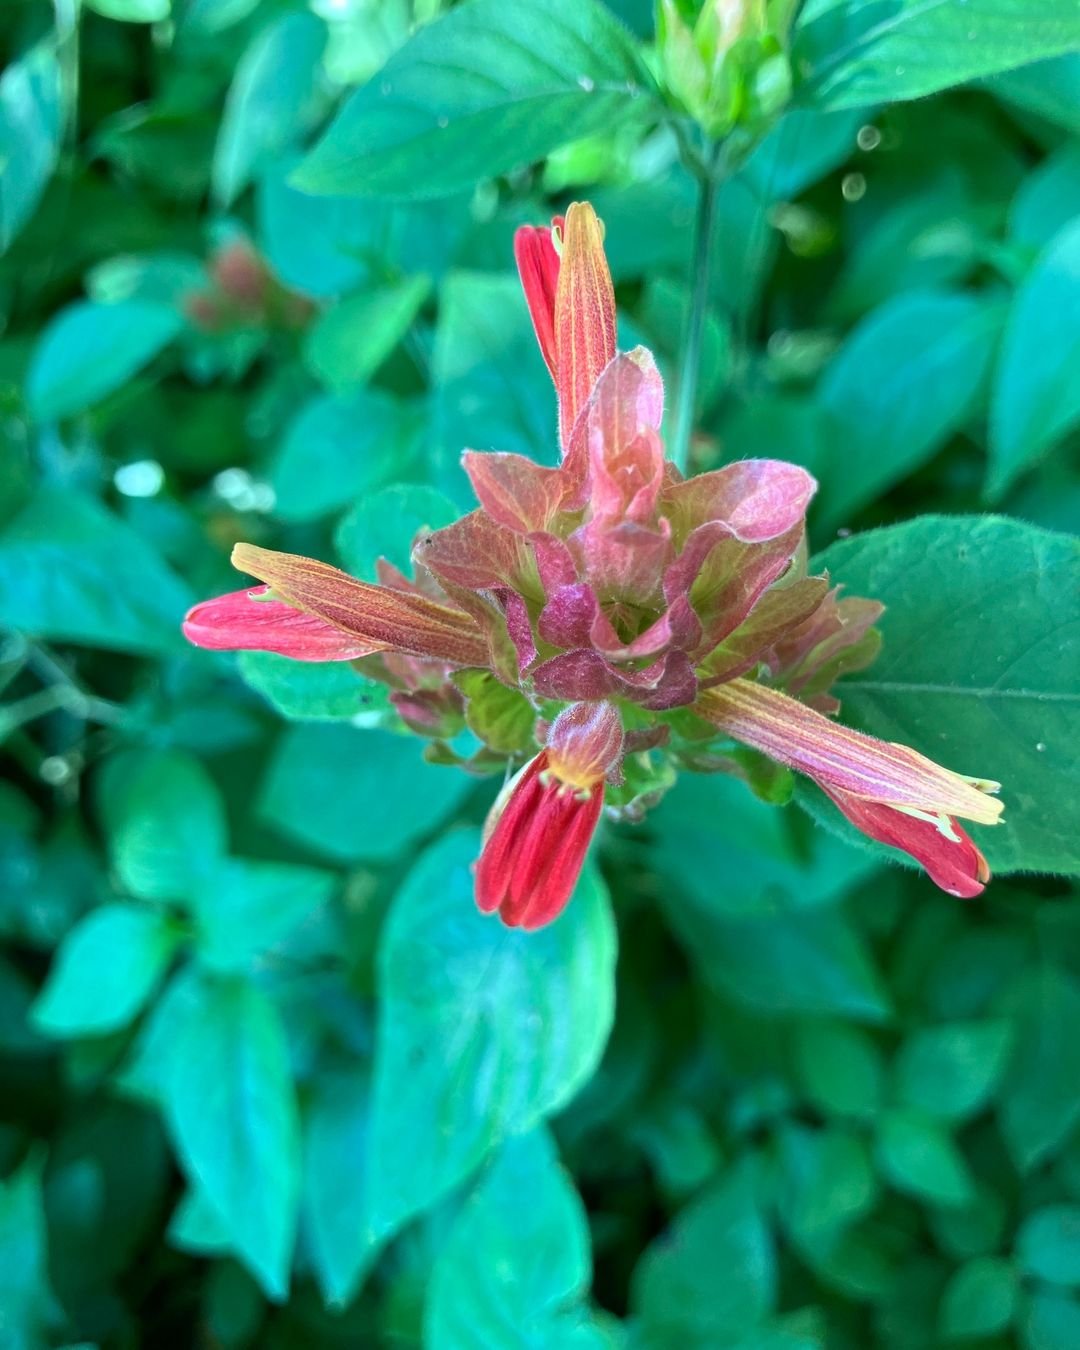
left=182, top=585, right=378, bottom=660
left=476, top=701, right=623, bottom=930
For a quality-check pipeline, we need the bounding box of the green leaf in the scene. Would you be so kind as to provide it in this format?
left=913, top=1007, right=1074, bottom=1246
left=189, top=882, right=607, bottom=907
left=212, top=11, right=326, bottom=207
left=1021, top=1290, right=1080, bottom=1350
left=302, top=277, right=431, bottom=392
left=454, top=669, right=537, bottom=755
left=1010, top=145, right=1080, bottom=253
left=632, top=1171, right=775, bottom=1346
left=26, top=299, right=182, bottom=421
left=0, top=1155, right=54, bottom=1350
left=259, top=725, right=474, bottom=863
left=193, top=859, right=336, bottom=973
left=426, top=1129, right=609, bottom=1350
left=365, top=832, right=616, bottom=1242
left=86, top=0, right=170, bottom=18
left=1000, top=966, right=1080, bottom=1170
left=302, top=1066, right=375, bottom=1309
left=0, top=488, right=192, bottom=654
left=815, top=291, right=1001, bottom=528
left=295, top=0, right=651, bottom=199
left=779, top=1124, right=878, bottom=1244
left=894, top=1020, right=1014, bottom=1124
left=97, top=749, right=227, bottom=902
left=1018, top=1206, right=1080, bottom=1287
left=237, top=652, right=393, bottom=722
left=269, top=388, right=419, bottom=523
left=31, top=904, right=179, bottom=1037
left=161, top=974, right=301, bottom=1300
left=989, top=219, right=1080, bottom=497
left=876, top=1109, right=975, bottom=1208
left=793, top=0, right=1080, bottom=110
left=792, top=1020, right=884, bottom=1120
left=814, top=516, right=1080, bottom=876
left=939, top=1256, right=1017, bottom=1340
left=0, top=40, right=63, bottom=254
left=985, top=52, right=1080, bottom=135
left=335, top=482, right=459, bottom=580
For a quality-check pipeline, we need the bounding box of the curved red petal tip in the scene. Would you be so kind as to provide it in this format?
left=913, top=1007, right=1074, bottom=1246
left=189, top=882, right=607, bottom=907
left=514, top=223, right=560, bottom=380
left=823, top=786, right=991, bottom=899
left=475, top=752, right=604, bottom=931
left=182, top=586, right=375, bottom=661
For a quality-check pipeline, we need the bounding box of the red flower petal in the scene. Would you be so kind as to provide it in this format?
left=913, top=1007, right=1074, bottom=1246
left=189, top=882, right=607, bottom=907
left=514, top=222, right=560, bottom=381
left=182, top=586, right=378, bottom=660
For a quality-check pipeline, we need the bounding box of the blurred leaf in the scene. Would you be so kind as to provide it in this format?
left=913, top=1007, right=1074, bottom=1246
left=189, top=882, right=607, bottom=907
left=815, top=291, right=1002, bottom=528
left=0, top=488, right=192, bottom=653
left=169, top=1184, right=233, bottom=1257
left=303, top=1066, right=374, bottom=1309
left=989, top=219, right=1080, bottom=497
left=1021, top=1289, right=1080, bottom=1350
left=743, top=108, right=863, bottom=201
left=1000, top=966, right=1080, bottom=1170
left=893, top=1019, right=1014, bottom=1124
left=1009, top=145, right=1080, bottom=252
left=295, top=0, right=651, bottom=198
left=1018, top=1206, right=1080, bottom=1286
left=193, top=859, right=335, bottom=973
left=302, top=276, right=430, bottom=392
left=365, top=832, right=616, bottom=1242
left=426, top=1128, right=609, bottom=1350
left=938, top=1255, right=1017, bottom=1339
left=0, top=1155, right=54, bottom=1350
left=779, top=1123, right=878, bottom=1245
left=632, top=1171, right=775, bottom=1347
left=259, top=725, right=474, bottom=863
left=237, top=652, right=393, bottom=721
left=212, top=11, right=326, bottom=207
left=97, top=749, right=227, bottom=902
left=0, top=40, right=62, bottom=254
left=26, top=300, right=183, bottom=421
left=269, top=388, right=420, bottom=522
left=86, top=0, right=170, bottom=17
left=161, top=973, right=301, bottom=1300
left=32, top=904, right=179, bottom=1037
left=814, top=516, right=1080, bottom=876
left=793, top=0, right=1080, bottom=109
left=876, top=1109, right=975, bottom=1207
left=985, top=52, right=1080, bottom=135
left=792, top=1020, right=883, bottom=1120
left=335, top=482, right=459, bottom=580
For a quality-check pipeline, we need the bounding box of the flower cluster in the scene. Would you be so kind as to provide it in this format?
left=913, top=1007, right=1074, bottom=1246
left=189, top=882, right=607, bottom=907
left=184, top=202, right=1003, bottom=929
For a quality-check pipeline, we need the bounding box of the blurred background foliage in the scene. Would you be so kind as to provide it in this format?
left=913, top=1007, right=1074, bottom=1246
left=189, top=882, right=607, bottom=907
left=0, top=0, right=1079, bottom=1347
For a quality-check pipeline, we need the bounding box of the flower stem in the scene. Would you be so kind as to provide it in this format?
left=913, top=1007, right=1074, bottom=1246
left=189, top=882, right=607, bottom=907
left=671, top=146, right=722, bottom=477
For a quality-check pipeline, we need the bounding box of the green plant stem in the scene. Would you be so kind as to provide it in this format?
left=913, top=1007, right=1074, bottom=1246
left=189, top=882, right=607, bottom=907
left=671, top=149, right=721, bottom=477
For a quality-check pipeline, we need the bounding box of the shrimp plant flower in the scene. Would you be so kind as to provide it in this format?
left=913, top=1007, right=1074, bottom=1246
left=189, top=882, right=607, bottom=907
left=184, top=202, right=1003, bottom=929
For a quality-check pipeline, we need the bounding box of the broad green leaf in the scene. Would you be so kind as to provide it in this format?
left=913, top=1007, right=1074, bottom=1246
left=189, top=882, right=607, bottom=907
left=985, top=52, right=1080, bottom=135
left=335, top=482, right=459, bottom=580
left=26, top=300, right=182, bottom=421
left=0, top=488, right=192, bottom=653
left=87, top=251, right=206, bottom=307
left=1018, top=1206, right=1080, bottom=1286
left=875, top=1109, right=975, bottom=1207
left=86, top=0, right=170, bottom=18
left=259, top=725, right=475, bottom=863
left=168, top=1186, right=232, bottom=1256
left=295, top=0, right=651, bottom=198
left=814, top=517, right=1080, bottom=876
left=0, top=1155, right=54, bottom=1350
left=0, top=41, right=63, bottom=254
left=779, top=1123, right=878, bottom=1244
left=32, top=904, right=179, bottom=1036
left=1000, top=967, right=1080, bottom=1170
left=365, top=832, right=616, bottom=1242
left=426, top=1129, right=609, bottom=1350
left=793, top=0, right=1080, bottom=110
left=97, top=749, right=227, bottom=902
left=212, top=11, right=326, bottom=207
left=269, top=388, right=420, bottom=522
left=989, top=219, right=1080, bottom=497
left=939, top=1256, right=1017, bottom=1340
left=1021, top=1290, right=1080, bottom=1350
left=303, top=1066, right=375, bottom=1309
left=193, top=859, right=336, bottom=972
left=632, top=1171, right=775, bottom=1347
left=792, top=1021, right=883, bottom=1120
left=161, top=974, right=301, bottom=1299
left=302, top=277, right=430, bottom=392
left=743, top=108, right=863, bottom=201
left=237, top=652, right=393, bottom=722
left=1010, top=145, right=1080, bottom=252
left=893, top=1020, right=1014, bottom=1123
left=432, top=272, right=557, bottom=504
left=815, top=291, right=1001, bottom=527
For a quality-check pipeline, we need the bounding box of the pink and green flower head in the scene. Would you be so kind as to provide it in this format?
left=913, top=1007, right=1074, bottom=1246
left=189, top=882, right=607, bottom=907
left=184, top=201, right=1003, bottom=927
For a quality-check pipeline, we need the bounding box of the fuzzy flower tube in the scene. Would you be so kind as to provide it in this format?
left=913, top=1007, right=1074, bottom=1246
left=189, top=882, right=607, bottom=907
left=184, top=202, right=1003, bottom=927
